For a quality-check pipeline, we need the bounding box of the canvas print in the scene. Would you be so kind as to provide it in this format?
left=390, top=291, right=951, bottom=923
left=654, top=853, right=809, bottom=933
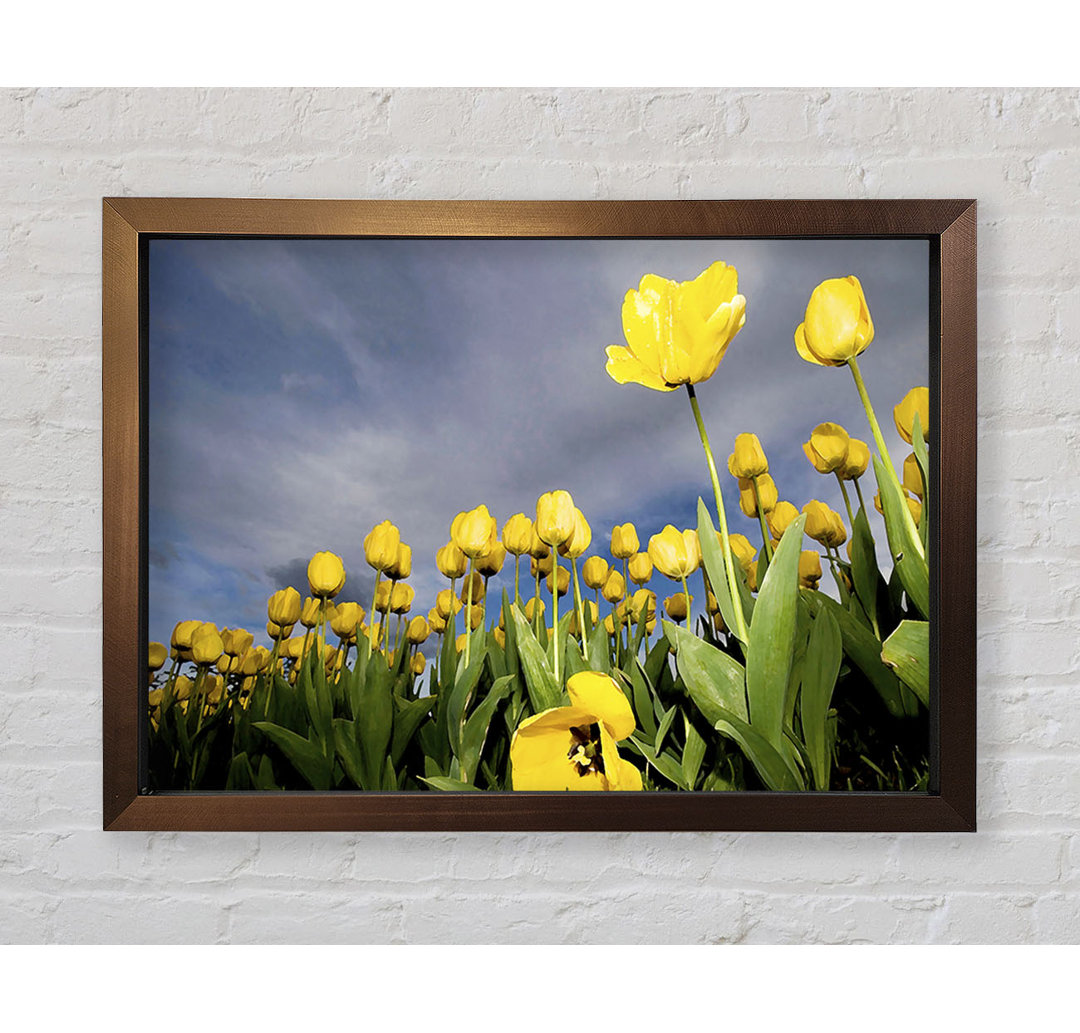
left=146, top=237, right=930, bottom=793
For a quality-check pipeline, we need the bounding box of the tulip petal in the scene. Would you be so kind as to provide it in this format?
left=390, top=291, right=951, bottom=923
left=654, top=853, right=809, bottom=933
left=566, top=672, right=636, bottom=741
left=621, top=277, right=671, bottom=375
left=510, top=705, right=609, bottom=791
left=804, top=277, right=861, bottom=363
left=794, top=322, right=831, bottom=367
left=604, top=345, right=675, bottom=392
left=610, top=755, right=644, bottom=791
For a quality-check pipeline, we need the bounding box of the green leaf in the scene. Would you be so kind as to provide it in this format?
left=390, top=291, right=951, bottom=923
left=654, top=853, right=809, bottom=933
left=912, top=413, right=930, bottom=551
left=664, top=620, right=748, bottom=723
left=225, top=752, right=255, bottom=791
left=254, top=753, right=279, bottom=791
left=356, top=658, right=395, bottom=789
left=681, top=714, right=707, bottom=791
left=745, top=514, right=805, bottom=748
left=391, top=695, right=438, bottom=767
left=873, top=456, right=929, bottom=618
left=850, top=506, right=884, bottom=634
left=419, top=776, right=482, bottom=792
left=626, top=663, right=657, bottom=738
left=509, top=607, right=562, bottom=712
left=654, top=704, right=678, bottom=754
left=696, top=498, right=753, bottom=643
left=253, top=722, right=333, bottom=790
left=713, top=712, right=805, bottom=791
left=628, top=735, right=689, bottom=789
left=803, top=591, right=907, bottom=718
left=459, top=676, right=513, bottom=784
left=800, top=607, right=843, bottom=790
left=332, top=718, right=367, bottom=789
left=446, top=639, right=487, bottom=760
left=881, top=620, right=930, bottom=707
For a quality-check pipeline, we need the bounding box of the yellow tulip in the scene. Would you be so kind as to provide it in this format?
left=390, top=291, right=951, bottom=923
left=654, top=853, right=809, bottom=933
left=524, top=597, right=545, bottom=622
left=427, top=608, right=447, bottom=634
left=217, top=653, right=241, bottom=676
left=908, top=496, right=923, bottom=526
left=364, top=521, right=401, bottom=573
left=746, top=561, right=759, bottom=593
left=435, top=589, right=463, bottom=620
left=727, top=432, right=768, bottom=479
left=493, top=626, right=506, bottom=649
left=605, top=262, right=746, bottom=392
left=191, top=623, right=223, bottom=665
left=330, top=601, right=364, bottom=640
left=475, top=540, right=507, bottom=577
left=436, top=540, right=468, bottom=580
left=221, top=627, right=254, bottom=657
left=840, top=438, right=870, bottom=481
left=767, top=501, right=800, bottom=541
left=267, top=586, right=302, bottom=627
left=204, top=674, right=225, bottom=704
left=802, top=502, right=846, bottom=550
left=147, top=642, right=168, bottom=671
left=266, top=620, right=293, bottom=641
left=569, top=599, right=599, bottom=637
left=455, top=633, right=468, bottom=654
left=148, top=688, right=164, bottom=707
left=664, top=593, right=688, bottom=622
left=648, top=525, right=701, bottom=579
left=726, top=533, right=757, bottom=572
left=527, top=527, right=551, bottom=560
left=299, top=597, right=321, bottom=628
left=601, top=568, right=625, bottom=603
left=174, top=675, right=193, bottom=701
left=610, top=523, right=639, bottom=559
left=546, top=567, right=570, bottom=598
left=374, top=581, right=392, bottom=614
left=803, top=422, right=850, bottom=474
left=628, top=589, right=657, bottom=623
left=502, top=513, right=534, bottom=556
left=406, top=616, right=430, bottom=645
left=510, top=671, right=642, bottom=790
left=798, top=551, right=823, bottom=589
left=452, top=505, right=498, bottom=559
left=582, top=556, right=610, bottom=590
left=903, top=452, right=925, bottom=499
left=531, top=553, right=554, bottom=578
left=535, top=490, right=576, bottom=548
left=738, top=474, right=778, bottom=517
left=558, top=508, right=592, bottom=559
left=170, top=619, right=201, bottom=659
left=459, top=571, right=486, bottom=605
left=387, top=542, right=412, bottom=581
left=794, top=275, right=874, bottom=366
left=240, top=647, right=269, bottom=676
left=627, top=552, right=653, bottom=585
left=390, top=583, right=415, bottom=615
left=411, top=653, right=426, bottom=676
left=307, top=551, right=345, bottom=599
left=894, top=386, right=930, bottom=444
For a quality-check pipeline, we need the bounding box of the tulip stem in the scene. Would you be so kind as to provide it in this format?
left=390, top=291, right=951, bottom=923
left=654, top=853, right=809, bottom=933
left=751, top=476, right=774, bottom=562
left=551, top=553, right=561, bottom=684
left=853, top=477, right=868, bottom=516
left=680, top=574, right=693, bottom=623
left=685, top=385, right=749, bottom=643
left=835, top=473, right=855, bottom=529
left=571, top=557, right=589, bottom=662
left=847, top=357, right=924, bottom=560
left=514, top=556, right=521, bottom=607
left=464, top=562, right=474, bottom=667
left=368, top=571, right=382, bottom=650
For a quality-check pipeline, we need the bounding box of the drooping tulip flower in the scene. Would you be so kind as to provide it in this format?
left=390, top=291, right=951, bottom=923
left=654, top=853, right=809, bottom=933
left=510, top=672, right=643, bottom=790
left=894, top=386, right=930, bottom=444
left=147, top=642, right=168, bottom=671
left=803, top=422, right=851, bottom=474
left=582, top=556, right=610, bottom=590
left=267, top=586, right=302, bottom=627
left=605, top=262, right=746, bottom=391
left=727, top=432, right=769, bottom=479
left=535, top=490, right=576, bottom=548
left=170, top=619, right=201, bottom=660
left=364, top=521, right=401, bottom=573
left=648, top=525, right=702, bottom=580
left=373, top=581, right=392, bottom=615
left=436, top=541, right=468, bottom=580
left=627, top=552, right=653, bottom=586
left=501, top=513, right=534, bottom=556
left=451, top=505, right=498, bottom=559
left=794, top=276, right=874, bottom=366
left=307, top=551, right=345, bottom=599
left=610, top=523, right=639, bottom=559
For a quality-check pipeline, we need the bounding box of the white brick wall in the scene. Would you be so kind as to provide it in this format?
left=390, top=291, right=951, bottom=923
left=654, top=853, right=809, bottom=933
left=0, top=87, right=1075, bottom=944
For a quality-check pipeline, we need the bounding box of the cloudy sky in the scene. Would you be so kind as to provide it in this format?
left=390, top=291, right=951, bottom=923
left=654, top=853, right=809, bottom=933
left=147, top=235, right=928, bottom=650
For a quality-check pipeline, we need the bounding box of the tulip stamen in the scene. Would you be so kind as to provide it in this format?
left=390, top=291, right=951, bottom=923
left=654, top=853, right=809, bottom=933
left=567, top=724, right=605, bottom=777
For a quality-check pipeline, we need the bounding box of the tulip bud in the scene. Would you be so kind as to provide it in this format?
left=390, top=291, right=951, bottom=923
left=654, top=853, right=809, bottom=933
left=840, top=438, right=871, bottom=481
left=390, top=582, right=415, bottom=615
left=803, top=422, right=851, bottom=474
left=559, top=508, right=592, bottom=559
left=531, top=552, right=554, bottom=577
left=527, top=527, right=551, bottom=561
left=795, top=276, right=874, bottom=366
left=738, top=474, right=778, bottom=517
left=801, top=500, right=834, bottom=543
left=459, top=571, right=486, bottom=605
left=546, top=567, right=570, bottom=598
left=267, top=586, right=302, bottom=627
left=603, top=614, right=619, bottom=636
left=406, top=616, right=430, bottom=645
left=535, top=490, right=576, bottom=548
left=727, top=533, right=757, bottom=572
left=307, top=551, right=346, bottom=599
left=299, top=596, right=321, bottom=628
left=712, top=611, right=726, bottom=633
left=170, top=619, right=202, bottom=660
left=387, top=542, right=412, bottom=581
left=601, top=569, right=625, bottom=604
left=627, top=552, right=653, bottom=585
left=221, top=627, right=254, bottom=657
left=746, top=561, right=758, bottom=593
left=374, top=581, right=392, bottom=614
left=411, top=653, right=426, bottom=676
left=664, top=593, right=688, bottom=622
left=427, top=608, right=447, bottom=634
left=148, top=688, right=164, bottom=707
left=903, top=452, right=925, bottom=499
left=330, top=601, right=364, bottom=640
left=266, top=620, right=293, bottom=641
left=174, top=675, right=193, bottom=701
left=435, top=589, right=463, bottom=620
left=148, top=642, right=168, bottom=671
left=894, top=386, right=930, bottom=445
left=706, top=590, right=720, bottom=616
left=727, top=432, right=769, bottom=479
left=455, top=633, right=468, bottom=654
left=217, top=653, right=241, bottom=676
left=451, top=505, right=498, bottom=559
left=364, top=521, right=401, bottom=573
left=628, top=589, right=657, bottom=623
left=582, top=556, right=609, bottom=590
left=475, top=540, right=507, bottom=577
left=436, top=540, right=469, bottom=580
left=767, top=501, right=800, bottom=541
left=191, top=623, right=223, bottom=665
left=648, top=525, right=702, bottom=580
left=204, top=674, right=225, bottom=704
left=798, top=551, right=823, bottom=589
left=524, top=597, right=545, bottom=622
left=908, top=496, right=923, bottom=526
left=501, top=513, right=534, bottom=556
left=493, top=626, right=506, bottom=649
left=610, top=523, right=639, bottom=560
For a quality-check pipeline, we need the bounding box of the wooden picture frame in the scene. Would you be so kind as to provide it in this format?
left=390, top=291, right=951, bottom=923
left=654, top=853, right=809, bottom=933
left=103, top=198, right=976, bottom=832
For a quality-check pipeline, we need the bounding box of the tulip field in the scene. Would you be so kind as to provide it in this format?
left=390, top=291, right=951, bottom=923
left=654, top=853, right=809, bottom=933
left=147, top=263, right=931, bottom=792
